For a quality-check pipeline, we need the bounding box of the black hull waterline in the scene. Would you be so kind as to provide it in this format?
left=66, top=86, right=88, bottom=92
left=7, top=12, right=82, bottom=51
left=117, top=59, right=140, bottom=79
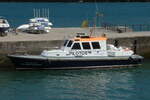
left=7, top=55, right=143, bottom=69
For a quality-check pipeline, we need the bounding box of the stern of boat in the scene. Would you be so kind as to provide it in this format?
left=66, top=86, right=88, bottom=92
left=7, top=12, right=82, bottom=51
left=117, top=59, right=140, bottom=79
left=129, top=55, right=144, bottom=65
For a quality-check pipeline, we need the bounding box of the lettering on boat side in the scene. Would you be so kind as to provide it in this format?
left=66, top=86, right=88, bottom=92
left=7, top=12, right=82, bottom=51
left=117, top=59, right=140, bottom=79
left=69, top=51, right=90, bottom=56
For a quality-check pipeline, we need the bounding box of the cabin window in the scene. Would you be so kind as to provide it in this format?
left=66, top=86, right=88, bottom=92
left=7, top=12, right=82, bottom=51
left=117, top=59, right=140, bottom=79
left=92, top=42, right=101, bottom=49
left=64, top=40, right=69, bottom=46
left=3, top=20, right=6, bottom=23
left=82, top=42, right=91, bottom=49
left=72, top=43, right=81, bottom=50
left=67, top=40, right=73, bottom=47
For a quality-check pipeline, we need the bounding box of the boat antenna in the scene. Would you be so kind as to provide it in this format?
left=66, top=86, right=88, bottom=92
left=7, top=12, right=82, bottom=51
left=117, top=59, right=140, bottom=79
left=36, top=9, right=38, bottom=18
left=90, top=0, right=104, bottom=37
left=90, top=0, right=98, bottom=37
left=35, top=8, right=36, bottom=18
left=44, top=8, right=46, bottom=18
left=95, top=0, right=98, bottom=27
left=48, top=8, right=50, bottom=20
left=42, top=8, right=44, bottom=18
left=33, top=8, right=35, bottom=18
left=45, top=8, right=47, bottom=18
left=90, top=28, right=94, bottom=37
left=39, top=9, right=41, bottom=17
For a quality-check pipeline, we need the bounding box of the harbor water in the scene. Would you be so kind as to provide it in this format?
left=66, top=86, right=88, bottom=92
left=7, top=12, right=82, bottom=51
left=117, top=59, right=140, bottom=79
left=1, top=2, right=150, bottom=28
left=0, top=61, right=149, bottom=100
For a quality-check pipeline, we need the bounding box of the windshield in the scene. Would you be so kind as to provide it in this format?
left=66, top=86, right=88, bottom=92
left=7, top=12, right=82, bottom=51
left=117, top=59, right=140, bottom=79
left=63, top=40, right=69, bottom=46
left=67, top=40, right=73, bottom=47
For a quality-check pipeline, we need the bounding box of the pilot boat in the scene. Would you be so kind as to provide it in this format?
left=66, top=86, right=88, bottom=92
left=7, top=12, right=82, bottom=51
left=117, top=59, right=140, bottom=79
left=8, top=33, right=143, bottom=69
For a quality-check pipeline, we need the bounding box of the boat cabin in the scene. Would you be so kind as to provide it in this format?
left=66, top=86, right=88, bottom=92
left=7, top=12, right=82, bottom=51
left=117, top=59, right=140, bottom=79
left=63, top=33, right=108, bottom=56
left=41, top=33, right=134, bottom=57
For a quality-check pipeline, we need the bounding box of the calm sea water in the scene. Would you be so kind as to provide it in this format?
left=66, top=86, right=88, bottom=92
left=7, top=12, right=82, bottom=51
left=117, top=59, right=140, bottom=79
left=0, top=2, right=150, bottom=28
left=0, top=61, right=149, bottom=100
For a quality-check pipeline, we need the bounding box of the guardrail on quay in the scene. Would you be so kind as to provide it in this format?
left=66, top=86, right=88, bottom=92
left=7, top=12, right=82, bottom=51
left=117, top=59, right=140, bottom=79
left=102, top=23, right=150, bottom=32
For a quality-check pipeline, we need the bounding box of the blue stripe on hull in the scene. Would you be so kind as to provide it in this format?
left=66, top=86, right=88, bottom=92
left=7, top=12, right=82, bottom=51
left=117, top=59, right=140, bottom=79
left=9, top=56, right=143, bottom=69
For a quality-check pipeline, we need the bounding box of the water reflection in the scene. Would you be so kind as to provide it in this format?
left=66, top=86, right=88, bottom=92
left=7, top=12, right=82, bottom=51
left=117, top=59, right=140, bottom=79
left=0, top=65, right=149, bottom=100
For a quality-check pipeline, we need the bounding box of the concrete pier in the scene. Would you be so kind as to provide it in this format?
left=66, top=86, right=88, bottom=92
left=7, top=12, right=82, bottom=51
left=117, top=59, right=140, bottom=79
left=1, top=27, right=150, bottom=42
left=0, top=27, right=150, bottom=69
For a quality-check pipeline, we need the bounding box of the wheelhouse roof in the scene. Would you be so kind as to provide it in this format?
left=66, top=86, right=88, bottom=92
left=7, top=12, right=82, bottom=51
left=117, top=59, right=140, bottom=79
left=73, top=36, right=107, bottom=42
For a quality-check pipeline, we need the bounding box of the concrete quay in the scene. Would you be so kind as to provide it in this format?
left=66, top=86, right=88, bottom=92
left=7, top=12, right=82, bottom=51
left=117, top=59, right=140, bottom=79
left=0, top=27, right=150, bottom=42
